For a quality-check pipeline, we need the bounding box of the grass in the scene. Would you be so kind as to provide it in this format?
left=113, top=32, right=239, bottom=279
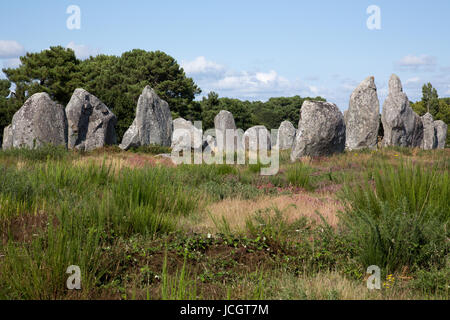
left=0, top=145, right=448, bottom=300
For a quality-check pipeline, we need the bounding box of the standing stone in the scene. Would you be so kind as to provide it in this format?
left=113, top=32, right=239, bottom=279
left=66, top=88, right=117, bottom=152
left=214, top=110, right=240, bottom=153
left=171, top=118, right=203, bottom=150
left=381, top=75, right=423, bottom=148
left=275, top=121, right=296, bottom=150
left=243, top=125, right=271, bottom=151
left=10, top=93, right=67, bottom=149
left=2, top=124, right=13, bottom=150
left=420, top=113, right=437, bottom=150
left=434, top=120, right=447, bottom=149
left=345, top=76, right=380, bottom=150
left=291, top=101, right=346, bottom=161
left=120, top=86, right=173, bottom=150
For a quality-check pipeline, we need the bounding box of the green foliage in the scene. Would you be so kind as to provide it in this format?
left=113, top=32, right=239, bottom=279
left=340, top=160, right=450, bottom=272
left=81, top=50, right=201, bottom=139
left=2, top=46, right=82, bottom=106
left=0, top=144, right=68, bottom=161
left=286, top=163, right=314, bottom=190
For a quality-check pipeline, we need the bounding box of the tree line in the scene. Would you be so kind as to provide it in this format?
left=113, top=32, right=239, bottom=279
left=0, top=46, right=449, bottom=146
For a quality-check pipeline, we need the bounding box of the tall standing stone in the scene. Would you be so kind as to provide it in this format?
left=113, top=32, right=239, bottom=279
left=345, top=76, right=380, bottom=150
left=10, top=93, right=67, bottom=149
left=120, top=86, right=173, bottom=150
left=381, top=75, right=423, bottom=147
left=2, top=124, right=13, bottom=150
left=275, top=121, right=296, bottom=150
left=420, top=113, right=437, bottom=150
left=214, top=110, right=240, bottom=153
left=66, top=88, right=117, bottom=152
left=243, top=125, right=271, bottom=151
left=290, top=101, right=346, bottom=161
left=434, top=120, right=447, bottom=149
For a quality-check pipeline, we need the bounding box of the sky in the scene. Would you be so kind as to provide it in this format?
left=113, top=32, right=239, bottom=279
left=1, top=0, right=450, bottom=111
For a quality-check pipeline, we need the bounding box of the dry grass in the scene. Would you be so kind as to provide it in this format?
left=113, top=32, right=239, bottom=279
left=192, top=192, right=343, bottom=234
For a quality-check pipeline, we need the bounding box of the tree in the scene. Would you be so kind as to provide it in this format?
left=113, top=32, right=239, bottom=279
left=2, top=46, right=82, bottom=106
left=0, top=79, right=21, bottom=146
left=80, top=50, right=201, bottom=139
left=421, top=83, right=439, bottom=115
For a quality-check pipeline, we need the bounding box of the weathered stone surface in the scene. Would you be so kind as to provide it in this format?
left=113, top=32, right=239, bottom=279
left=275, top=121, right=296, bottom=150
left=10, top=93, right=67, bottom=149
left=2, top=124, right=13, bottom=150
left=345, top=76, right=380, bottom=150
left=66, top=88, right=117, bottom=152
left=381, top=75, right=423, bottom=148
left=214, top=110, right=240, bottom=153
left=120, top=86, right=173, bottom=150
left=434, top=120, right=447, bottom=149
left=171, top=118, right=202, bottom=150
left=243, top=125, right=271, bottom=151
left=290, top=101, right=346, bottom=161
left=420, top=113, right=437, bottom=150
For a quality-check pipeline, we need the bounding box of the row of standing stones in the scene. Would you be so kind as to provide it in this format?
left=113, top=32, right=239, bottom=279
left=1, top=75, right=448, bottom=161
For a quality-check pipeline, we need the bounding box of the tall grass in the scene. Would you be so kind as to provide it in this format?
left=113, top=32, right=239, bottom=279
left=285, top=163, right=314, bottom=190
left=340, top=160, right=449, bottom=272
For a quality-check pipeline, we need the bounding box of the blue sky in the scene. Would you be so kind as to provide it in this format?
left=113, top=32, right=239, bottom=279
left=1, top=0, right=450, bottom=110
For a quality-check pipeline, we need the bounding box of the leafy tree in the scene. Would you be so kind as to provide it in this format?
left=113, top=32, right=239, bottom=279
left=421, top=83, right=439, bottom=115
left=2, top=46, right=82, bottom=106
left=80, top=50, right=201, bottom=139
left=412, top=84, right=450, bottom=147
left=0, top=79, right=21, bottom=146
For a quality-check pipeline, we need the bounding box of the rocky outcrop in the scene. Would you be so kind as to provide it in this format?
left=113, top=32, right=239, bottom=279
left=171, top=118, right=203, bottom=150
left=2, top=124, right=13, bottom=150
left=9, top=93, right=67, bottom=149
left=120, top=86, right=173, bottom=150
left=275, top=121, right=296, bottom=150
left=214, top=110, right=240, bottom=153
left=420, top=113, right=437, bottom=150
left=434, top=120, right=447, bottom=149
left=291, top=101, right=346, bottom=161
left=381, top=75, right=423, bottom=148
left=66, top=88, right=117, bottom=152
left=243, top=125, right=271, bottom=151
left=345, top=76, right=380, bottom=150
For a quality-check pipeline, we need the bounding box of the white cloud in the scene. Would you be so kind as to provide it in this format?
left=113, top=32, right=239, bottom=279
left=66, top=42, right=99, bottom=60
left=0, top=40, right=25, bottom=59
left=397, top=54, right=436, bottom=71
left=183, top=56, right=321, bottom=101
left=181, top=56, right=225, bottom=80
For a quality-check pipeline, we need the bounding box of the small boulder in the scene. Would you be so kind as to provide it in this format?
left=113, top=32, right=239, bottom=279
left=381, top=75, right=423, bottom=147
left=66, top=88, right=117, bottom=152
left=291, top=101, right=346, bottom=161
left=2, top=124, right=13, bottom=150
left=10, top=93, right=67, bottom=149
left=243, top=125, right=271, bottom=151
left=120, top=86, right=173, bottom=150
left=275, top=121, right=296, bottom=150
left=214, top=110, right=240, bottom=153
left=420, top=113, right=437, bottom=150
left=434, top=120, right=447, bottom=149
left=345, top=76, right=380, bottom=150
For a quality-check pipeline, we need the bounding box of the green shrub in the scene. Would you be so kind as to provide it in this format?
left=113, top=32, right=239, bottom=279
left=285, top=163, right=314, bottom=191
left=339, top=160, right=450, bottom=272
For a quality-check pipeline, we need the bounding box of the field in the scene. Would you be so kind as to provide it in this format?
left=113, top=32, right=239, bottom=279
left=0, top=146, right=448, bottom=300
